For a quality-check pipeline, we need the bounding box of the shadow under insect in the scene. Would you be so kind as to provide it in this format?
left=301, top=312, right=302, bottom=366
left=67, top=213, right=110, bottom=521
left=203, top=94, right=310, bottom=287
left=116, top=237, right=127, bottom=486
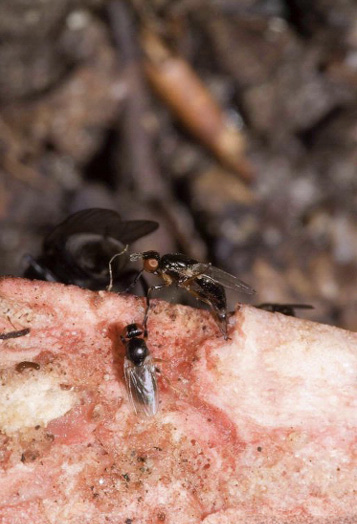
left=257, top=303, right=314, bottom=317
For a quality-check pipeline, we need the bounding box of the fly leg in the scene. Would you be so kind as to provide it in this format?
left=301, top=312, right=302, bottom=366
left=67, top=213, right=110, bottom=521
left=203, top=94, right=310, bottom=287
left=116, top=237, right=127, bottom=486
left=210, top=306, right=229, bottom=341
left=143, top=284, right=168, bottom=331
left=107, top=245, right=129, bottom=291
left=123, top=269, right=145, bottom=293
left=22, top=254, right=58, bottom=282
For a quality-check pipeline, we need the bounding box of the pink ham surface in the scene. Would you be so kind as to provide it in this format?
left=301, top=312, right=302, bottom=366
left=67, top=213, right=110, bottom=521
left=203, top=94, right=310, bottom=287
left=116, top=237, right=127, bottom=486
left=0, top=277, right=356, bottom=524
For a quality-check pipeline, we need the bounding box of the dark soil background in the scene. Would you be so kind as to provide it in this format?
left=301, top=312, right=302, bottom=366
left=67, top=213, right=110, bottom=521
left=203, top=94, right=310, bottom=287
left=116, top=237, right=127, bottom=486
left=0, top=0, right=356, bottom=330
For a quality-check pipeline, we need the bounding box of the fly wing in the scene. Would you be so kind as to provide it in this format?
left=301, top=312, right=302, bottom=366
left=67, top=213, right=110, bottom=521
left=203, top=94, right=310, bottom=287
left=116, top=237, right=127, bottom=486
left=44, top=209, right=122, bottom=251
left=191, top=263, right=255, bottom=295
left=115, top=220, right=159, bottom=244
left=124, top=357, right=159, bottom=417
left=44, top=209, right=158, bottom=251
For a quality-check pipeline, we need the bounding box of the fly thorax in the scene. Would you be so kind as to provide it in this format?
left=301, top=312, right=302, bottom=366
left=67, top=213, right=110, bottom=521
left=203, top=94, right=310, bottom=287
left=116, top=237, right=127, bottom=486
left=127, top=338, right=148, bottom=366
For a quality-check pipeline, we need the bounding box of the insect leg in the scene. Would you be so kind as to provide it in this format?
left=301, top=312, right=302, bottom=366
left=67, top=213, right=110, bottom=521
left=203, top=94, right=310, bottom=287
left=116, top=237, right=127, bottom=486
left=107, top=245, right=129, bottom=291
left=22, top=254, right=58, bottom=282
left=123, top=269, right=145, bottom=293
left=210, top=307, right=229, bottom=340
left=144, top=284, right=168, bottom=329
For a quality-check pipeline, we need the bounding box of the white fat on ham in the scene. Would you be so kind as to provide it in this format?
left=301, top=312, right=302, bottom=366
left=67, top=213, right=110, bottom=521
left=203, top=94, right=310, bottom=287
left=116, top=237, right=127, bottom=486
left=200, top=309, right=357, bottom=429
left=0, top=373, right=77, bottom=434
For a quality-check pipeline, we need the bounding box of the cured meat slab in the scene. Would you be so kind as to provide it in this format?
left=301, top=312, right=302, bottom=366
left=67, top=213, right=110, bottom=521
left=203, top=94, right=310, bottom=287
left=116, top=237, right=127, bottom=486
left=0, top=277, right=356, bottom=524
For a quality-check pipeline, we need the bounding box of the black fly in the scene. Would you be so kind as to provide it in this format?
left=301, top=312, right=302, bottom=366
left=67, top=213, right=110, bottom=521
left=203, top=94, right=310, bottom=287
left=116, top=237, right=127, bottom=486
left=23, top=208, right=158, bottom=291
left=127, top=251, right=255, bottom=340
left=120, top=323, right=159, bottom=417
left=257, top=303, right=314, bottom=317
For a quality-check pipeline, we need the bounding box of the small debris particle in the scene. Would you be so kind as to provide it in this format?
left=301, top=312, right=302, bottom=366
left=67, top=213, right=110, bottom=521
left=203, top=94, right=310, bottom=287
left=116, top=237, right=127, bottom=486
left=59, top=383, right=73, bottom=390
left=257, top=446, right=262, bottom=452
left=21, top=450, right=39, bottom=463
left=157, top=512, right=166, bottom=521
left=125, top=519, right=133, bottom=524
left=123, top=473, right=130, bottom=482
left=0, top=328, right=30, bottom=340
left=15, top=361, right=40, bottom=373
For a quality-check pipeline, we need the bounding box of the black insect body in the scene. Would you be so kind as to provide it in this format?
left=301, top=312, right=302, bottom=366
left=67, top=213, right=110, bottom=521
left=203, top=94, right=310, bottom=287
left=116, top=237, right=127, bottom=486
left=120, top=323, right=159, bottom=417
left=257, top=303, right=314, bottom=317
left=24, top=208, right=159, bottom=291
left=0, top=328, right=30, bottom=340
left=129, top=251, right=255, bottom=340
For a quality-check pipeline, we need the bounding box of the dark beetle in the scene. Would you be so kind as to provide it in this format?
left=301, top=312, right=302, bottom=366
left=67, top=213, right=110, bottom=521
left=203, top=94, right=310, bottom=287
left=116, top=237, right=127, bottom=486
left=257, top=303, right=314, bottom=317
left=128, top=251, right=255, bottom=340
left=120, top=323, right=158, bottom=417
left=23, top=208, right=159, bottom=291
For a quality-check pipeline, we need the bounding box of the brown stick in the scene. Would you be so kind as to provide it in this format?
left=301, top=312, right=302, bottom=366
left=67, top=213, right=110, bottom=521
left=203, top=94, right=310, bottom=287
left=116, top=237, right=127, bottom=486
left=142, top=30, right=254, bottom=182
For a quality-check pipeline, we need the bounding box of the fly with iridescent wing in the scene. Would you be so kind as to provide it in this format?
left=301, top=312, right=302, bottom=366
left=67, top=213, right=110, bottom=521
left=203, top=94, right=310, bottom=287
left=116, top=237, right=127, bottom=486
left=120, top=323, right=159, bottom=417
left=126, top=251, right=255, bottom=340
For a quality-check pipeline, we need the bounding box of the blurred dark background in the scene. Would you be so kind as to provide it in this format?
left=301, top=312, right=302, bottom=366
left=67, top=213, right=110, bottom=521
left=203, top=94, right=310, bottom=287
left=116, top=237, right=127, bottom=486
left=0, top=0, right=356, bottom=329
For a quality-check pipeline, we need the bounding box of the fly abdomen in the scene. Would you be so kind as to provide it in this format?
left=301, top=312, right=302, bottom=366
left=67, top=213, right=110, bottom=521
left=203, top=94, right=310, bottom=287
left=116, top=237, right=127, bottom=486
left=187, top=276, right=227, bottom=311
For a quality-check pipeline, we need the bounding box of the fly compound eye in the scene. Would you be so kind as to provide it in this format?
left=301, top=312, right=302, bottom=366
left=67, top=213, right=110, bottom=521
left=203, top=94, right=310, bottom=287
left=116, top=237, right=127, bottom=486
left=144, top=257, right=159, bottom=273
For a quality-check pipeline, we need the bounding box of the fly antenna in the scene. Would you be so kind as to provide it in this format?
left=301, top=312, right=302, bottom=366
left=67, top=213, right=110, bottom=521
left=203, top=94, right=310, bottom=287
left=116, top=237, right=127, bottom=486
left=107, top=244, right=129, bottom=291
left=129, top=252, right=144, bottom=262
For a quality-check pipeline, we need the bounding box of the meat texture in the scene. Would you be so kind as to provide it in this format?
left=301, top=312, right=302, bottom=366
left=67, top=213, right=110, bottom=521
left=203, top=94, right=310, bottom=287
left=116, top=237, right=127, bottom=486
left=0, top=277, right=356, bottom=524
